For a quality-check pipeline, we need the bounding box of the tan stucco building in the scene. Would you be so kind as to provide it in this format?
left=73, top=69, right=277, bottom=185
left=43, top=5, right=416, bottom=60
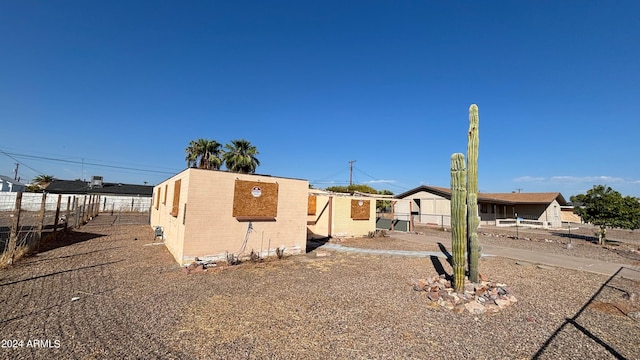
left=150, top=168, right=308, bottom=265
left=307, top=190, right=377, bottom=239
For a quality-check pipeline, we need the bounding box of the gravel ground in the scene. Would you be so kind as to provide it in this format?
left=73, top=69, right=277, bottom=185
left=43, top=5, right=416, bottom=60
left=404, top=225, right=640, bottom=266
left=1, top=215, right=639, bottom=359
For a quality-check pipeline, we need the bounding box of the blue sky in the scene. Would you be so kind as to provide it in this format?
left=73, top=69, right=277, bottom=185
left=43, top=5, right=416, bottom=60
left=1, top=1, right=639, bottom=198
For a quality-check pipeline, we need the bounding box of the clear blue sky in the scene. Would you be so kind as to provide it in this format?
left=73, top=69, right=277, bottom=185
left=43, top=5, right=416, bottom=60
left=1, top=1, right=639, bottom=198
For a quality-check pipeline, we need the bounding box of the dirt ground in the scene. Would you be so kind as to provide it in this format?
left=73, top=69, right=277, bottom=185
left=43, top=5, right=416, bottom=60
left=1, top=215, right=639, bottom=359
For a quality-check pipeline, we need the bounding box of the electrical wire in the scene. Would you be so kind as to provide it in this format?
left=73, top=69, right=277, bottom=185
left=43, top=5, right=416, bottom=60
left=0, top=149, right=47, bottom=176
left=238, top=221, right=253, bottom=255
left=353, top=165, right=410, bottom=191
left=1, top=149, right=178, bottom=175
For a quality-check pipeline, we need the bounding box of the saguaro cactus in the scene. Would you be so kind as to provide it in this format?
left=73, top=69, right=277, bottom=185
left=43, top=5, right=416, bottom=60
left=450, top=153, right=467, bottom=293
left=467, top=104, right=480, bottom=283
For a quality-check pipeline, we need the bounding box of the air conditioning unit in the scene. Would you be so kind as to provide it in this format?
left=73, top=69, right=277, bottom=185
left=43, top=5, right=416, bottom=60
left=91, top=176, right=103, bottom=188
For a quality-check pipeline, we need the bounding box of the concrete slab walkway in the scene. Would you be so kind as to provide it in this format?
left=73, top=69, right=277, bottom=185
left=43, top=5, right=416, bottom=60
left=317, top=233, right=640, bottom=281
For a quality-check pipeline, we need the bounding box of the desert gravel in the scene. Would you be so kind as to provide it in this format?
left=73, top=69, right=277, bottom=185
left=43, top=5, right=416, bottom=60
left=1, top=215, right=639, bottom=359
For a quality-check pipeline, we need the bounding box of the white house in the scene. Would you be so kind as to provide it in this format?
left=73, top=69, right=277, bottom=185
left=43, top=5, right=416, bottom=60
left=0, top=175, right=25, bottom=192
left=395, top=185, right=569, bottom=229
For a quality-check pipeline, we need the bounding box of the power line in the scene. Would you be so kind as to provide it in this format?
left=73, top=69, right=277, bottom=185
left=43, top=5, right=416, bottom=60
left=352, top=165, right=410, bottom=191
left=312, top=163, right=351, bottom=184
left=0, top=150, right=178, bottom=176
left=0, top=149, right=46, bottom=176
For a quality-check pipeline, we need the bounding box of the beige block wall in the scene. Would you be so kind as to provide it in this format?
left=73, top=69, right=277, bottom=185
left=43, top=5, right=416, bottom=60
left=307, top=194, right=376, bottom=238
left=157, top=169, right=309, bottom=265
left=331, top=196, right=376, bottom=238
left=307, top=194, right=331, bottom=238
left=151, top=170, right=191, bottom=263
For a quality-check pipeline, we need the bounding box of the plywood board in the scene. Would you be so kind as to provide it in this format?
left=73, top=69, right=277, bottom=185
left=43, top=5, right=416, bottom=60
left=351, top=199, right=370, bottom=220
left=308, top=194, right=317, bottom=215
left=233, top=180, right=279, bottom=220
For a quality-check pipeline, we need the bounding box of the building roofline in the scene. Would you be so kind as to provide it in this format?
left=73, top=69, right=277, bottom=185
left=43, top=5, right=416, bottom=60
left=395, top=185, right=567, bottom=206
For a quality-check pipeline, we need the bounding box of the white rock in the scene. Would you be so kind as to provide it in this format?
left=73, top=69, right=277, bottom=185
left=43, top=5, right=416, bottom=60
left=465, top=301, right=485, bottom=314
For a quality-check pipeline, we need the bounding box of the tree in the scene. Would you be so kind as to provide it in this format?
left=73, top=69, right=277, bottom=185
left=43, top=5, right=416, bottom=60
left=325, top=184, right=377, bottom=194
left=33, top=174, right=55, bottom=188
left=25, top=174, right=55, bottom=192
left=571, top=185, right=640, bottom=244
left=223, top=139, right=260, bottom=174
left=325, top=185, right=394, bottom=211
left=377, top=189, right=394, bottom=212
left=185, top=139, right=224, bottom=170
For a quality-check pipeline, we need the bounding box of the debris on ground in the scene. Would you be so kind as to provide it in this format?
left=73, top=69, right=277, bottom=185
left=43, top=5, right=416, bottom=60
left=182, top=258, right=218, bottom=274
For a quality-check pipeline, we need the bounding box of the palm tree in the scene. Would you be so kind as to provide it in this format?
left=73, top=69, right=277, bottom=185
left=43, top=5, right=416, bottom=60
left=223, top=139, right=260, bottom=174
left=185, top=139, right=224, bottom=170
left=32, top=174, right=55, bottom=189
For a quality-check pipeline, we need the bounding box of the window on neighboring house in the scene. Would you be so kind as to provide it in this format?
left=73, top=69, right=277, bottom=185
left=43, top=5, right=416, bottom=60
left=155, top=189, right=160, bottom=210
left=480, top=204, right=488, bottom=213
left=171, top=180, right=181, bottom=217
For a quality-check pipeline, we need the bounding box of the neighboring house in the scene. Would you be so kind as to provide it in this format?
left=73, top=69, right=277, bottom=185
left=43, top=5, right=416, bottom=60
left=561, top=206, right=582, bottom=224
left=0, top=175, right=25, bottom=192
left=395, top=185, right=568, bottom=229
left=150, top=168, right=308, bottom=265
left=307, top=190, right=377, bottom=239
left=45, top=176, right=153, bottom=212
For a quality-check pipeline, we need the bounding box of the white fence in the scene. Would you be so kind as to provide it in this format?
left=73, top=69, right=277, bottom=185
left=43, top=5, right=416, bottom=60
left=496, top=218, right=552, bottom=229
left=0, top=192, right=151, bottom=213
left=407, top=213, right=451, bottom=228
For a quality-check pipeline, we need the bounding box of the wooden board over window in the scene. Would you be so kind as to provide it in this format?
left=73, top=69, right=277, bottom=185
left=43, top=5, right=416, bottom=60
left=233, top=180, right=278, bottom=221
left=308, top=194, right=317, bottom=215
left=171, top=179, right=181, bottom=217
left=351, top=199, right=370, bottom=220
left=163, top=184, right=168, bottom=204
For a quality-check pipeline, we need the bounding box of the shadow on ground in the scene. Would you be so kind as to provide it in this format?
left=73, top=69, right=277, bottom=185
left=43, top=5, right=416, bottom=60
left=533, top=266, right=640, bottom=359
left=36, top=231, right=106, bottom=254
left=307, top=237, right=330, bottom=253
left=552, top=232, right=600, bottom=244
left=0, top=259, right=124, bottom=288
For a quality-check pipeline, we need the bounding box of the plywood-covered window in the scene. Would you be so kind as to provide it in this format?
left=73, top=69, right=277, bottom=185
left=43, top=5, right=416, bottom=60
left=163, top=184, right=168, bottom=204
left=308, top=194, right=317, bottom=215
left=155, top=189, right=160, bottom=210
left=233, top=180, right=278, bottom=221
left=351, top=199, right=370, bottom=220
left=171, top=179, right=181, bottom=217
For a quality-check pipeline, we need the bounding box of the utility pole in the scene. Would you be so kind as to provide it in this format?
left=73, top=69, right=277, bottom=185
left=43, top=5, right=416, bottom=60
left=349, top=160, right=356, bottom=186
left=13, top=163, right=19, bottom=181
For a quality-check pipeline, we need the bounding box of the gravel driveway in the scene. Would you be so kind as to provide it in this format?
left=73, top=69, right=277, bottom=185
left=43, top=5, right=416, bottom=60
left=1, top=215, right=639, bottom=359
